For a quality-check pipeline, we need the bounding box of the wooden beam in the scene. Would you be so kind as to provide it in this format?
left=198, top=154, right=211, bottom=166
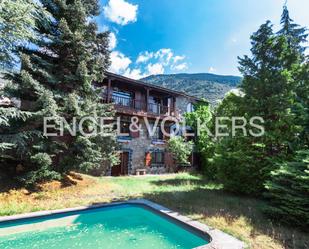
left=107, top=79, right=112, bottom=103
left=145, top=88, right=150, bottom=111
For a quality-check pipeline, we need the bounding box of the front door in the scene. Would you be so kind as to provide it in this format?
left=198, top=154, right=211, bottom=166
left=111, top=152, right=129, bottom=176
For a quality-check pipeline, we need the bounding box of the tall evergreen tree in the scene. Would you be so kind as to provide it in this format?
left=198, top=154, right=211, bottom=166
left=211, top=21, right=296, bottom=194
left=239, top=20, right=300, bottom=154
left=277, top=4, right=308, bottom=148
left=278, top=5, right=308, bottom=54
left=0, top=0, right=118, bottom=185
left=212, top=5, right=308, bottom=194
left=265, top=5, right=309, bottom=227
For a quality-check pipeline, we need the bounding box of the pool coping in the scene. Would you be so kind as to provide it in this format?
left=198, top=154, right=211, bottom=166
left=0, top=199, right=245, bottom=249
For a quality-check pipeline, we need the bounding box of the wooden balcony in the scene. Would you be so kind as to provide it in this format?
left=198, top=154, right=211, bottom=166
left=102, top=94, right=178, bottom=118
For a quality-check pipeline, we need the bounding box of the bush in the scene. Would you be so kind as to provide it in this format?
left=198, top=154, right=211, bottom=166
left=214, top=137, right=277, bottom=195
left=167, top=136, right=193, bottom=165
left=265, top=150, right=309, bottom=228
left=17, top=153, right=61, bottom=187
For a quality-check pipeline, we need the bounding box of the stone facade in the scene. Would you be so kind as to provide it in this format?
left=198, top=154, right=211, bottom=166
left=110, top=95, right=197, bottom=176
left=119, top=119, right=168, bottom=175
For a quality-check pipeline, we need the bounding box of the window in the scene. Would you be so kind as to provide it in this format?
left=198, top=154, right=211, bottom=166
left=120, top=120, right=130, bottom=134
left=149, top=123, right=164, bottom=140
left=112, top=90, right=132, bottom=107
left=154, top=126, right=164, bottom=140
left=151, top=151, right=164, bottom=164
left=116, top=116, right=131, bottom=135
left=148, top=96, right=161, bottom=114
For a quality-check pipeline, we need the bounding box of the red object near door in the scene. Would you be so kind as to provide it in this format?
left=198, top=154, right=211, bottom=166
left=145, top=152, right=152, bottom=167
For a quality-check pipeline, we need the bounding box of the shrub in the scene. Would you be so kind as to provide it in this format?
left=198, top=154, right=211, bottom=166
left=17, top=153, right=61, bottom=187
left=214, top=137, right=276, bottom=194
left=265, top=150, right=309, bottom=228
left=167, top=136, right=193, bottom=165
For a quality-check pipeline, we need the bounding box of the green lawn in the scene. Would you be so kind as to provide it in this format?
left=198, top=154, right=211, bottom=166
left=0, top=173, right=307, bottom=249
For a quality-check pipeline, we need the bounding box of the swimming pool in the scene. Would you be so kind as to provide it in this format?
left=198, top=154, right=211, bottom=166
left=0, top=202, right=210, bottom=249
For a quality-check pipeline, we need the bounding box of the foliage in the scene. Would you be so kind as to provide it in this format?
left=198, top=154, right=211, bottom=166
left=185, top=102, right=216, bottom=176
left=207, top=5, right=308, bottom=196
left=210, top=93, right=276, bottom=194
left=265, top=150, right=309, bottom=228
left=167, top=136, right=193, bottom=165
left=0, top=0, right=48, bottom=69
left=0, top=0, right=118, bottom=185
left=214, top=137, right=275, bottom=194
left=17, top=153, right=61, bottom=187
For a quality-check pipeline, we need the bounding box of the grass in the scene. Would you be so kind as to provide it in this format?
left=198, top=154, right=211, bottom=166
left=0, top=173, right=307, bottom=249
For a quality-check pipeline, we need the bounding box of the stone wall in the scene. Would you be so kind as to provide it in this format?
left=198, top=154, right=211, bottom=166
left=114, top=95, right=195, bottom=175
left=120, top=118, right=167, bottom=175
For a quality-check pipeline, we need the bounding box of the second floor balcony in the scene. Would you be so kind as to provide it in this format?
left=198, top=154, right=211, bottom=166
left=102, top=93, right=178, bottom=117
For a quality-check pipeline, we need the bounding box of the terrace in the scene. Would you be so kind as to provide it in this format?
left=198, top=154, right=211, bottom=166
left=102, top=92, right=174, bottom=116
left=101, top=72, right=183, bottom=118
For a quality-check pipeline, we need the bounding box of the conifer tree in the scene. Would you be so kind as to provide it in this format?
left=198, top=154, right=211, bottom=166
left=265, top=5, right=309, bottom=227
left=278, top=5, right=308, bottom=54
left=213, top=5, right=308, bottom=194
left=0, top=0, right=117, bottom=185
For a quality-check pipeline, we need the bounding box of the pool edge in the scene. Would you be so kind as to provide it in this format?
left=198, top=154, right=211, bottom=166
left=0, top=199, right=246, bottom=249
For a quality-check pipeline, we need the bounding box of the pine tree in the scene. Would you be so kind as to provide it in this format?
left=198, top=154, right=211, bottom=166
left=213, top=6, right=308, bottom=194
left=239, top=20, right=299, bottom=155
left=210, top=21, right=295, bottom=194
left=278, top=5, right=308, bottom=54
left=0, top=0, right=118, bottom=185
left=265, top=5, right=309, bottom=227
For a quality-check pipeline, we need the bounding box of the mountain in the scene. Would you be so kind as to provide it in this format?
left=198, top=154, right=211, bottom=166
left=141, top=73, right=242, bottom=105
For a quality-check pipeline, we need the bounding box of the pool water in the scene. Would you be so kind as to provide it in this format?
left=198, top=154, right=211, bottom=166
left=0, top=205, right=209, bottom=249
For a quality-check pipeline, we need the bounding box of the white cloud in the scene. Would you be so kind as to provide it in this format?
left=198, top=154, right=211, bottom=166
left=123, top=68, right=147, bottom=79
left=171, top=62, right=188, bottom=71
left=147, top=63, right=164, bottom=75
left=108, top=32, right=117, bottom=50
left=103, top=0, right=138, bottom=26
left=208, top=67, right=216, bottom=73
left=136, top=51, right=154, bottom=63
left=109, top=48, right=188, bottom=79
left=110, top=51, right=131, bottom=74
left=136, top=49, right=188, bottom=72
left=154, top=48, right=173, bottom=65
left=173, top=55, right=185, bottom=64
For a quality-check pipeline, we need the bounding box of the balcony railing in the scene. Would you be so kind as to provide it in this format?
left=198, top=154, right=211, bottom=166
left=102, top=94, right=173, bottom=116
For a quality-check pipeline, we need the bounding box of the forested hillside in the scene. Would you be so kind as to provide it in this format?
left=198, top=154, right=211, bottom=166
left=142, top=73, right=242, bottom=104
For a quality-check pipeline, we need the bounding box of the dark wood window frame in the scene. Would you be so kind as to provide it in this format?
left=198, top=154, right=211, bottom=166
left=151, top=151, right=165, bottom=164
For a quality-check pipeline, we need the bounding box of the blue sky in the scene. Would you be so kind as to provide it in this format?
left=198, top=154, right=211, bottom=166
left=98, top=0, right=309, bottom=78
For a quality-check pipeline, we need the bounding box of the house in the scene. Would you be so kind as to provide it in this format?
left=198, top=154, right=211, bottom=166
left=101, top=72, right=204, bottom=176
